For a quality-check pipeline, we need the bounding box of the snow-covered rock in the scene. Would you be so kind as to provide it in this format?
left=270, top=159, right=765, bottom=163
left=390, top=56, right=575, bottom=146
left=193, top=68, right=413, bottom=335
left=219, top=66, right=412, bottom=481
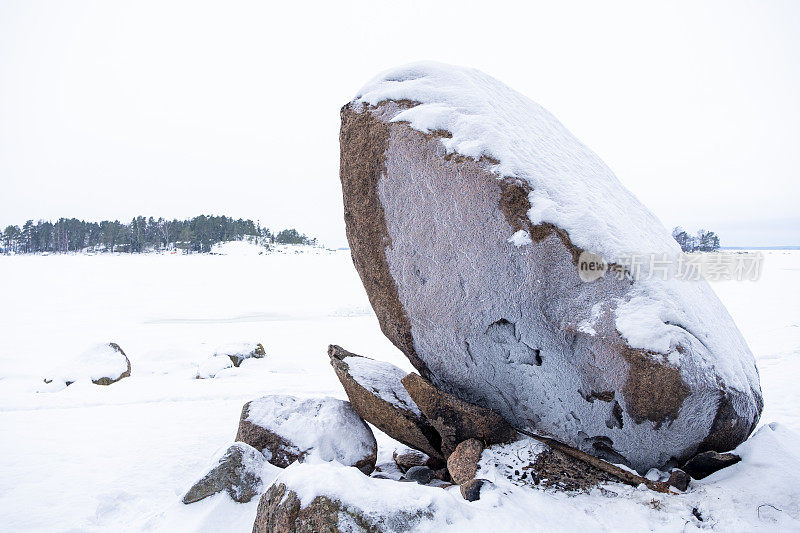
left=328, top=344, right=442, bottom=462
left=182, top=442, right=271, bottom=504
left=340, top=61, right=762, bottom=471
left=235, top=395, right=377, bottom=474
left=194, top=355, right=233, bottom=379
left=213, top=342, right=266, bottom=367
left=252, top=462, right=445, bottom=533
left=44, top=342, right=131, bottom=387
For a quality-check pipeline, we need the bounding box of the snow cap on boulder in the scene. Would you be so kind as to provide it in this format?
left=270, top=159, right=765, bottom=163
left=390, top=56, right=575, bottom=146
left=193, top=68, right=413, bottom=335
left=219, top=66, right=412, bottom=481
left=340, top=61, right=762, bottom=471
left=235, top=395, right=377, bottom=474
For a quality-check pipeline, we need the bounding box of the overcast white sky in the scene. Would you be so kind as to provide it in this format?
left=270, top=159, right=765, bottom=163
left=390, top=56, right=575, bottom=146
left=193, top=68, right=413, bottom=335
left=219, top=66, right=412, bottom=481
left=1, top=0, right=798, bottom=247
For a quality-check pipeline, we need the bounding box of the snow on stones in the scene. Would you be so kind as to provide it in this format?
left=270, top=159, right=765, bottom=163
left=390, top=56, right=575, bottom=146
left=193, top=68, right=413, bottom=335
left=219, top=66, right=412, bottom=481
left=213, top=341, right=266, bottom=367
left=235, top=394, right=377, bottom=474
left=328, top=344, right=443, bottom=462
left=340, top=61, right=763, bottom=471
left=182, top=442, right=272, bottom=504
left=194, top=355, right=233, bottom=379
left=43, top=342, right=131, bottom=387
left=194, top=341, right=266, bottom=378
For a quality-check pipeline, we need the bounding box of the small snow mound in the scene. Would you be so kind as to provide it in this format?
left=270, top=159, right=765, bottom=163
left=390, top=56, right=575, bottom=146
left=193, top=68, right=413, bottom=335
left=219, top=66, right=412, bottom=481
left=194, top=356, right=233, bottom=379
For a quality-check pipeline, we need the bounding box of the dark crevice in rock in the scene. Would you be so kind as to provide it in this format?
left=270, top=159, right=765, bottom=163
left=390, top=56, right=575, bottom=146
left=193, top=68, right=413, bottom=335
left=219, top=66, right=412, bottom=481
left=579, top=390, right=616, bottom=403
left=607, top=401, right=624, bottom=429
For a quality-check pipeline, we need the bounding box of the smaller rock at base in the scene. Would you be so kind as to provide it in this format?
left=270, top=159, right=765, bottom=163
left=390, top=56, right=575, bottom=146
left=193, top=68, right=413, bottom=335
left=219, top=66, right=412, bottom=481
left=432, top=467, right=450, bottom=482
left=667, top=468, right=690, bottom=491
left=405, top=465, right=434, bottom=485
left=682, top=451, right=741, bottom=480
left=182, top=442, right=265, bottom=504
left=393, top=449, right=433, bottom=471
left=460, top=479, right=492, bottom=502
left=447, top=438, right=484, bottom=485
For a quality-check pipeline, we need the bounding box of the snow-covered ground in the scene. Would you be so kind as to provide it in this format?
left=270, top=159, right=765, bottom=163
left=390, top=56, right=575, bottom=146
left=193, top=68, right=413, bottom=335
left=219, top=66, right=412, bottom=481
left=0, top=250, right=798, bottom=531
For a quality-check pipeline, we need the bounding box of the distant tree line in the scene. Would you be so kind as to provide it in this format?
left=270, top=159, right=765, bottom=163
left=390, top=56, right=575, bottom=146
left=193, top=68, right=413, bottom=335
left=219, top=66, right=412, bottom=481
left=1, top=216, right=317, bottom=254
left=672, top=227, right=720, bottom=252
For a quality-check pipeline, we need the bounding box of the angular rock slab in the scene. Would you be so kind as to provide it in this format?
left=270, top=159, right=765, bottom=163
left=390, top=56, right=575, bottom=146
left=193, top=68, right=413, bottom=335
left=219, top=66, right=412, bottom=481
left=401, top=373, right=516, bottom=456
left=682, top=451, right=741, bottom=480
left=328, top=344, right=443, bottom=462
left=183, top=442, right=266, bottom=504
left=235, top=395, right=377, bottom=474
left=340, top=62, right=763, bottom=471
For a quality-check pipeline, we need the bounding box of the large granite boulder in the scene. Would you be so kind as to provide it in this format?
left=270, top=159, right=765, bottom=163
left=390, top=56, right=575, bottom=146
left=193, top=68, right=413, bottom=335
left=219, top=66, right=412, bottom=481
left=235, top=395, right=377, bottom=474
left=328, top=344, right=443, bottom=462
left=339, top=61, right=762, bottom=471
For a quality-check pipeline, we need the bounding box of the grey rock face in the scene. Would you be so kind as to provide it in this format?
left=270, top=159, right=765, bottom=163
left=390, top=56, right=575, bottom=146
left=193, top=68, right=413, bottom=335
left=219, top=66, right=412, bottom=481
left=182, top=442, right=265, bottom=504
left=340, top=99, right=762, bottom=472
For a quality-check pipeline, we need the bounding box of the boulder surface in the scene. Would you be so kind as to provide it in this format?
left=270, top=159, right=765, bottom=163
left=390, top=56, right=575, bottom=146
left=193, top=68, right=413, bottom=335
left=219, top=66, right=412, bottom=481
left=340, top=61, right=762, bottom=471
left=235, top=395, right=377, bottom=474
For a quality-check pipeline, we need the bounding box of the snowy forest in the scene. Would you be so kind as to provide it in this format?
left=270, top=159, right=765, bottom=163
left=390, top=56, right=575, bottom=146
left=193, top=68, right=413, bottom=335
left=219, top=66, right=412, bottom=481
left=0, top=216, right=317, bottom=254
left=671, top=227, right=721, bottom=252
